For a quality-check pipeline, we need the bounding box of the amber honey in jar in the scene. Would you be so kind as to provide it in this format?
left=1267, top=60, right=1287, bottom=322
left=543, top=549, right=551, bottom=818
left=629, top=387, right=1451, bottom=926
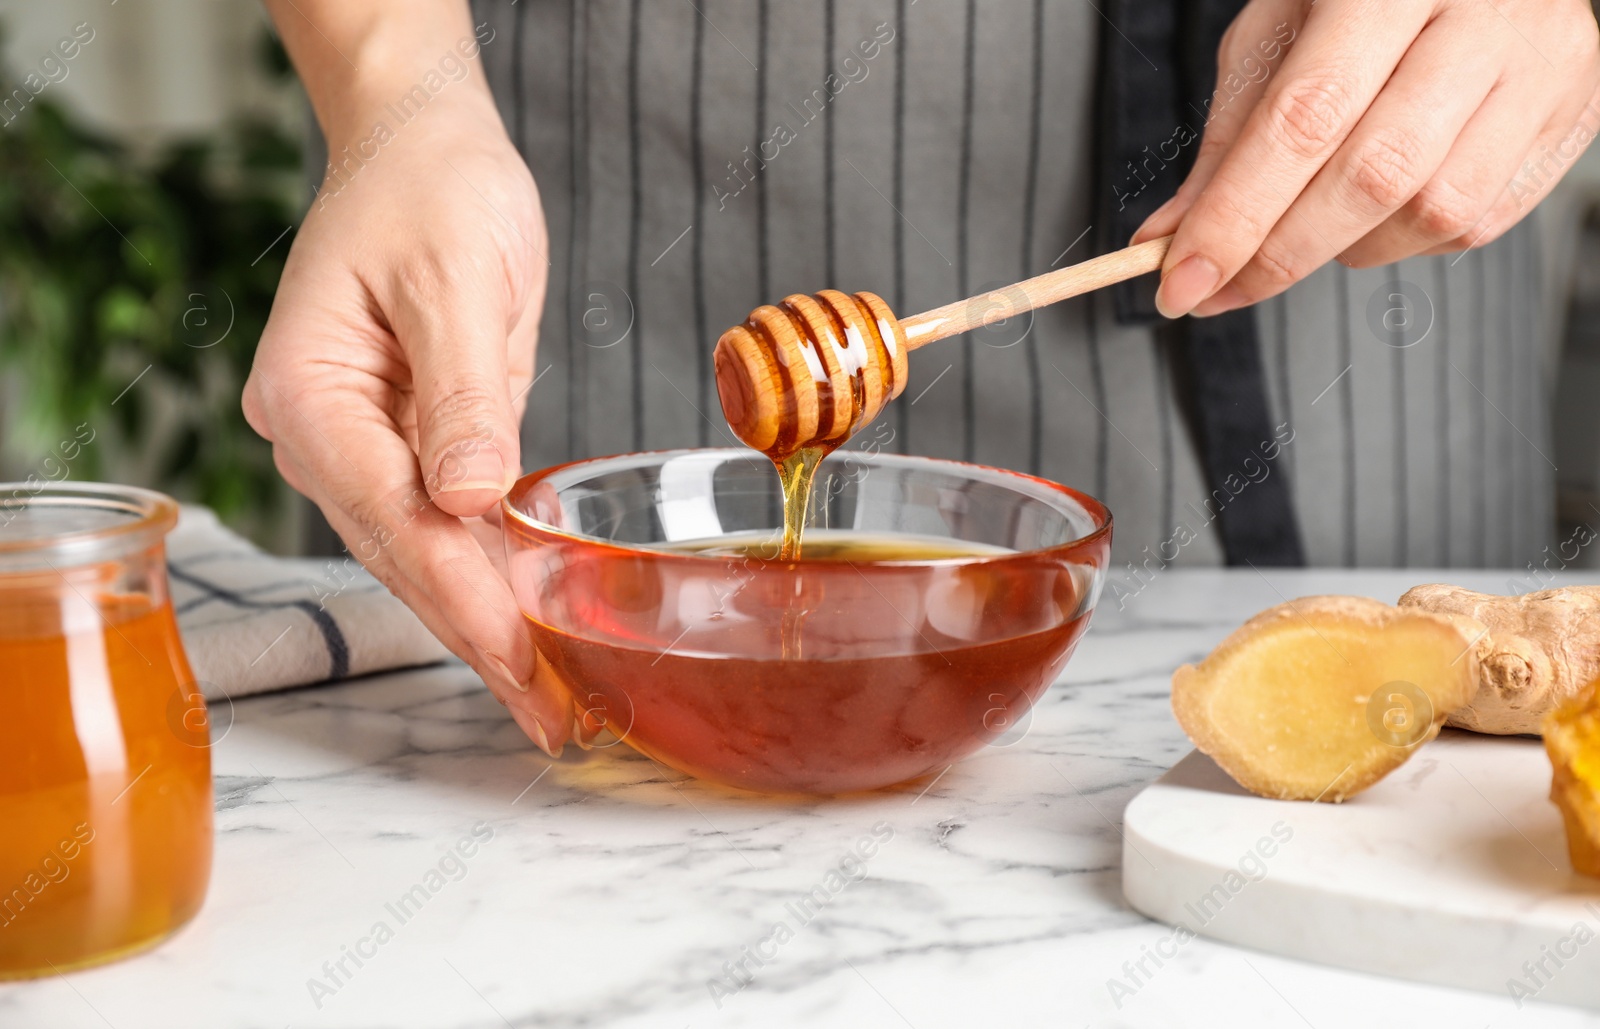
left=0, top=484, right=212, bottom=978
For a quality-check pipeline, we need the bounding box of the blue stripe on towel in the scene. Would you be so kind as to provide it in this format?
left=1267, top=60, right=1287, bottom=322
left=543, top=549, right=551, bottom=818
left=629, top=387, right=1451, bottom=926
left=168, top=564, right=351, bottom=681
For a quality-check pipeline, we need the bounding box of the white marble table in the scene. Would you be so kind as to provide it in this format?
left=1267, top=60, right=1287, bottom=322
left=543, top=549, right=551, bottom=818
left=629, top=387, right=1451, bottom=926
left=4, top=569, right=1599, bottom=1029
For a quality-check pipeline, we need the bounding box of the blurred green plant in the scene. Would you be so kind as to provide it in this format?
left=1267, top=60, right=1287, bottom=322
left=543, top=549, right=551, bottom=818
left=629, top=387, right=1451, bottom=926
left=0, top=28, right=302, bottom=540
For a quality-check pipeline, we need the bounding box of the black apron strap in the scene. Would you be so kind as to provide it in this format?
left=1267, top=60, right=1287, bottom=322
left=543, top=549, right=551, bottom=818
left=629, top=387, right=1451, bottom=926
left=1097, top=0, right=1181, bottom=325
left=1097, top=0, right=1306, bottom=567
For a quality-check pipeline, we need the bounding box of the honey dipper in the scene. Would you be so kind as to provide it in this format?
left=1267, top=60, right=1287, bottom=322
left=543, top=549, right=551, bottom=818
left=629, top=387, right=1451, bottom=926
left=714, top=235, right=1172, bottom=456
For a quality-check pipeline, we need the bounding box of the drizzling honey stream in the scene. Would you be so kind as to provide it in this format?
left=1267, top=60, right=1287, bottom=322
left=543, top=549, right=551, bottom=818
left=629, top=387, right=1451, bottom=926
left=713, top=289, right=908, bottom=558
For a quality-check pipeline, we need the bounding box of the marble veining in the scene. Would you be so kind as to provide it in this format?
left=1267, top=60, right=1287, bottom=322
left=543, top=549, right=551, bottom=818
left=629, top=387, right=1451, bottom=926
left=2, top=570, right=1598, bottom=1028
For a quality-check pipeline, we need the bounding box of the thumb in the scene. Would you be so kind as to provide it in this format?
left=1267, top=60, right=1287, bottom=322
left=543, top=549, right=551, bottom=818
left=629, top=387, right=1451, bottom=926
left=396, top=288, right=523, bottom=519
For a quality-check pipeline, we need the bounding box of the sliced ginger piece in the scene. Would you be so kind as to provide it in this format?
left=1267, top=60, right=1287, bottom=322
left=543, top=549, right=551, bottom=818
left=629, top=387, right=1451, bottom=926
left=1172, top=596, right=1481, bottom=802
left=1544, top=682, right=1600, bottom=877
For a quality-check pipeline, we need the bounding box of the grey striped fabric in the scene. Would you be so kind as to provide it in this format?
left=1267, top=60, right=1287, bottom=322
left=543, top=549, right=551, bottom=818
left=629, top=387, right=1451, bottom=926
left=470, top=0, right=1555, bottom=570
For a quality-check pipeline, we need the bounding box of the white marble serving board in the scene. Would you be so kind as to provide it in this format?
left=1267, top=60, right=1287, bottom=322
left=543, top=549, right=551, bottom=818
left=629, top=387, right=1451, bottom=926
left=1123, top=730, right=1600, bottom=1010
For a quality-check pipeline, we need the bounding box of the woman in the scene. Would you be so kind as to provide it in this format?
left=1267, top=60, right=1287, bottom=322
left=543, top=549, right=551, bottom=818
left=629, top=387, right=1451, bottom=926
left=245, top=0, right=1600, bottom=752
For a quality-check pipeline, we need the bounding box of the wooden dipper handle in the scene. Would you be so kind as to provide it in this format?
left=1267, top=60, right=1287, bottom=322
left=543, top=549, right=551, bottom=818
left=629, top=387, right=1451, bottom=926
left=900, top=235, right=1172, bottom=349
left=713, top=235, right=1172, bottom=456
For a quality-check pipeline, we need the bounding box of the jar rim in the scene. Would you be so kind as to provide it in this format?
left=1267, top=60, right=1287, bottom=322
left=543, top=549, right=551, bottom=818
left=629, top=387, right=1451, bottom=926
left=0, top=482, right=179, bottom=572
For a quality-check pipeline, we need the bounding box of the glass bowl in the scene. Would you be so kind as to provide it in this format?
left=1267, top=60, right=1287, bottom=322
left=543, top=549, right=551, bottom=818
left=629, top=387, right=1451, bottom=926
left=502, top=449, right=1111, bottom=794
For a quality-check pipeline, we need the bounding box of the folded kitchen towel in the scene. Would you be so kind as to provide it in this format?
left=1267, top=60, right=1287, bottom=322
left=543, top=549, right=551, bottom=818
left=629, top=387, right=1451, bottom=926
left=166, top=506, right=450, bottom=699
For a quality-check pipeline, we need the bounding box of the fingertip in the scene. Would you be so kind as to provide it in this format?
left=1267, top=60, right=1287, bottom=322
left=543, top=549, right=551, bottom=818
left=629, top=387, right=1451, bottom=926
left=430, top=436, right=516, bottom=516
left=432, top=486, right=510, bottom=518
left=573, top=701, right=606, bottom=749
left=480, top=647, right=573, bottom=756
left=1131, top=195, right=1183, bottom=246
left=477, top=648, right=531, bottom=693
left=544, top=708, right=574, bottom=752
left=1154, top=254, right=1223, bottom=320
left=1130, top=219, right=1167, bottom=249
left=509, top=705, right=565, bottom=759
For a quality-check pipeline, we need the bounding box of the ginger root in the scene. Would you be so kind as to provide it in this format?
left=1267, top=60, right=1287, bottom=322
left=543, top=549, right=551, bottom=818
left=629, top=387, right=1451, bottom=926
left=1544, top=681, right=1600, bottom=877
left=1172, top=596, right=1480, bottom=802
left=1399, top=585, right=1600, bottom=736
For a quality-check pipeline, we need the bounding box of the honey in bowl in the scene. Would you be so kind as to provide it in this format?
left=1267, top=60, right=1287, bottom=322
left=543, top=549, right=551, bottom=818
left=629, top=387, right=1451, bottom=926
left=530, top=530, right=1093, bottom=794
left=0, top=486, right=212, bottom=978
left=504, top=452, right=1111, bottom=794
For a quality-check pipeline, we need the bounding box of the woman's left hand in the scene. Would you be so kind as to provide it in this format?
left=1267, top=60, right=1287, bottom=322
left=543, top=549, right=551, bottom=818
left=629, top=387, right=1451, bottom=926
left=1132, top=0, right=1600, bottom=318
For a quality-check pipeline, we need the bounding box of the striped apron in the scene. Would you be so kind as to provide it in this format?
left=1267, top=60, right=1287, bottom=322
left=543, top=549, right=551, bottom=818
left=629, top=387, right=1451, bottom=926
left=465, top=0, right=1556, bottom=570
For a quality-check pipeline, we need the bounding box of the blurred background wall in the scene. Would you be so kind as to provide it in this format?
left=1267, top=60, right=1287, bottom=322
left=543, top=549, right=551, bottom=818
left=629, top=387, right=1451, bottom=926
left=0, top=0, right=308, bottom=551
left=0, top=0, right=298, bottom=145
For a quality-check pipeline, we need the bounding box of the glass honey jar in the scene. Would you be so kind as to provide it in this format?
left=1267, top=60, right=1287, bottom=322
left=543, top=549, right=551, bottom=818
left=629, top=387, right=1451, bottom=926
left=0, top=484, right=212, bottom=978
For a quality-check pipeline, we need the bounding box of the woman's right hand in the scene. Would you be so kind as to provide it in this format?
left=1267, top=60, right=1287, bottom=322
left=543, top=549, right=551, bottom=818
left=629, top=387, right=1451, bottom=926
left=246, top=1, right=572, bottom=754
